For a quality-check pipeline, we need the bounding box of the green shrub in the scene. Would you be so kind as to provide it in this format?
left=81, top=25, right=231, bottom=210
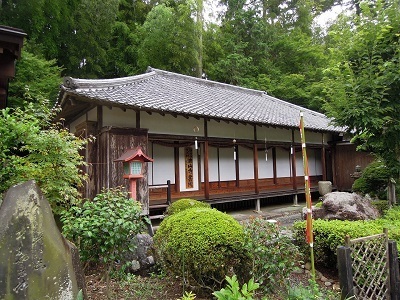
left=372, top=200, right=390, bottom=215
left=0, top=100, right=88, bottom=215
left=154, top=207, right=248, bottom=292
left=166, top=198, right=210, bottom=216
left=293, top=207, right=400, bottom=268
left=242, top=217, right=301, bottom=293
left=352, top=160, right=390, bottom=199
left=62, top=187, right=146, bottom=266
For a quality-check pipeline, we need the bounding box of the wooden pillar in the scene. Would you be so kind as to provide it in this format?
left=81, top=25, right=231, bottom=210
left=331, top=146, right=337, bottom=187
left=292, top=130, right=298, bottom=205
left=204, top=118, right=210, bottom=199
left=174, top=141, right=180, bottom=193
left=136, top=110, right=141, bottom=129
left=217, top=147, right=221, bottom=188
left=322, top=133, right=327, bottom=181
left=388, top=240, right=400, bottom=300
left=97, top=105, right=103, bottom=131
left=337, top=246, right=355, bottom=300
left=253, top=125, right=259, bottom=194
left=204, top=141, right=210, bottom=199
left=272, top=147, right=277, bottom=185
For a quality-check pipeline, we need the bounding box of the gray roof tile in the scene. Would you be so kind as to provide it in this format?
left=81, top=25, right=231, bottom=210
left=60, top=67, right=343, bottom=133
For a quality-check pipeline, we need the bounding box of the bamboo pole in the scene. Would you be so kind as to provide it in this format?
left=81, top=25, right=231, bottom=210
left=299, top=112, right=316, bottom=280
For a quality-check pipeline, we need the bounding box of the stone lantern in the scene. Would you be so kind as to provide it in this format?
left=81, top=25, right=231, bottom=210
left=115, top=146, right=153, bottom=200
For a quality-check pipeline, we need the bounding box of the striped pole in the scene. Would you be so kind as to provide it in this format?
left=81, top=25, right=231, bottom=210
left=299, top=112, right=316, bottom=280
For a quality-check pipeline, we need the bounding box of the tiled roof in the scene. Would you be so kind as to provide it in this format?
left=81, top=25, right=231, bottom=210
left=59, top=67, right=343, bottom=133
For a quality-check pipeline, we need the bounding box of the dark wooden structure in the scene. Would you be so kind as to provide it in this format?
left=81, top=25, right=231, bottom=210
left=334, top=142, right=374, bottom=191
left=0, top=26, right=26, bottom=109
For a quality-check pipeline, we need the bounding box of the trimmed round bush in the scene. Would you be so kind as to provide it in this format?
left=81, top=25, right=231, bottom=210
left=154, top=207, right=248, bottom=291
left=166, top=198, right=210, bottom=216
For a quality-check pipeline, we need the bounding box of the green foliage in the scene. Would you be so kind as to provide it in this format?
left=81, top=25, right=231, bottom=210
left=180, top=291, right=197, bottom=300
left=166, top=198, right=210, bottom=216
left=323, top=0, right=400, bottom=179
left=137, top=3, right=199, bottom=76
left=352, top=160, right=391, bottom=199
left=242, top=217, right=301, bottom=293
left=212, top=275, right=259, bottom=300
left=153, top=207, right=248, bottom=291
left=314, top=200, right=323, bottom=208
left=0, top=100, right=87, bottom=214
left=293, top=207, right=400, bottom=268
left=372, top=200, right=390, bottom=215
left=293, top=219, right=382, bottom=268
left=286, top=279, right=338, bottom=300
left=8, top=46, right=62, bottom=108
left=61, top=187, right=146, bottom=265
left=119, top=273, right=167, bottom=299
left=76, top=289, right=83, bottom=300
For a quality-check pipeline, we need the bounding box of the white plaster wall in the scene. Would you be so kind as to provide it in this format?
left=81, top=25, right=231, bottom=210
left=219, top=147, right=236, bottom=181
left=239, top=146, right=254, bottom=180
left=261, top=127, right=292, bottom=143
left=179, top=146, right=199, bottom=191
left=258, top=150, right=274, bottom=178
left=308, top=149, right=322, bottom=175
left=208, top=147, right=219, bottom=182
left=142, top=113, right=204, bottom=136
left=103, top=108, right=136, bottom=128
left=70, top=114, right=87, bottom=134
left=148, top=143, right=175, bottom=185
left=296, top=152, right=305, bottom=176
left=208, top=120, right=253, bottom=139
left=295, top=149, right=323, bottom=176
left=276, top=147, right=291, bottom=177
left=87, top=107, right=97, bottom=121
left=302, top=131, right=324, bottom=144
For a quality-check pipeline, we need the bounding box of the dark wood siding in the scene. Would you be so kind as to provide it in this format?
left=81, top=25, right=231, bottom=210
left=334, top=143, right=374, bottom=191
left=98, top=127, right=150, bottom=214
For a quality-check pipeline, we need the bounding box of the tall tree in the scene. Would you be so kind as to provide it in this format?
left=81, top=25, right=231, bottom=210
left=8, top=44, right=62, bottom=108
left=137, top=3, right=200, bottom=75
left=0, top=0, right=119, bottom=77
left=0, top=0, right=80, bottom=68
left=104, top=0, right=153, bottom=77
left=323, top=0, right=400, bottom=179
left=67, top=0, right=119, bottom=77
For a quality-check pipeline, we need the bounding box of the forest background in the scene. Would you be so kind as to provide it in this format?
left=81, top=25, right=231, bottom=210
left=1, top=0, right=399, bottom=181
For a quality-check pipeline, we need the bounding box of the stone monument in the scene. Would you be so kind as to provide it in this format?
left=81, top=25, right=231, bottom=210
left=0, top=180, right=86, bottom=299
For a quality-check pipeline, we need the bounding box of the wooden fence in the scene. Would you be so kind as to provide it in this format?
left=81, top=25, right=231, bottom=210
left=337, top=229, right=400, bottom=300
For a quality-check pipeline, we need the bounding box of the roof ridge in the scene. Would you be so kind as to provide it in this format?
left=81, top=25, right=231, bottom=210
left=265, top=94, right=328, bottom=118
left=63, top=71, right=156, bottom=89
left=147, top=67, right=266, bottom=97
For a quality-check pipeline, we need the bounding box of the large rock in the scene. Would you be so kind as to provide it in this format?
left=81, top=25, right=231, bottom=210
left=313, top=192, right=380, bottom=221
left=0, top=180, right=86, bottom=299
left=123, top=233, right=155, bottom=274
left=318, top=181, right=332, bottom=196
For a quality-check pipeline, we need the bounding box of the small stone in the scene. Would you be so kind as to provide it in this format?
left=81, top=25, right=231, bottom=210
left=320, top=276, right=328, bottom=282
left=131, top=260, right=141, bottom=271
left=146, top=256, right=155, bottom=265
left=292, top=268, right=304, bottom=274
left=333, top=283, right=340, bottom=291
left=324, top=281, right=332, bottom=287
left=304, top=262, right=312, bottom=270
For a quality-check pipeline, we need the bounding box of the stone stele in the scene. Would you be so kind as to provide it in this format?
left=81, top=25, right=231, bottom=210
left=0, top=180, right=86, bottom=299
